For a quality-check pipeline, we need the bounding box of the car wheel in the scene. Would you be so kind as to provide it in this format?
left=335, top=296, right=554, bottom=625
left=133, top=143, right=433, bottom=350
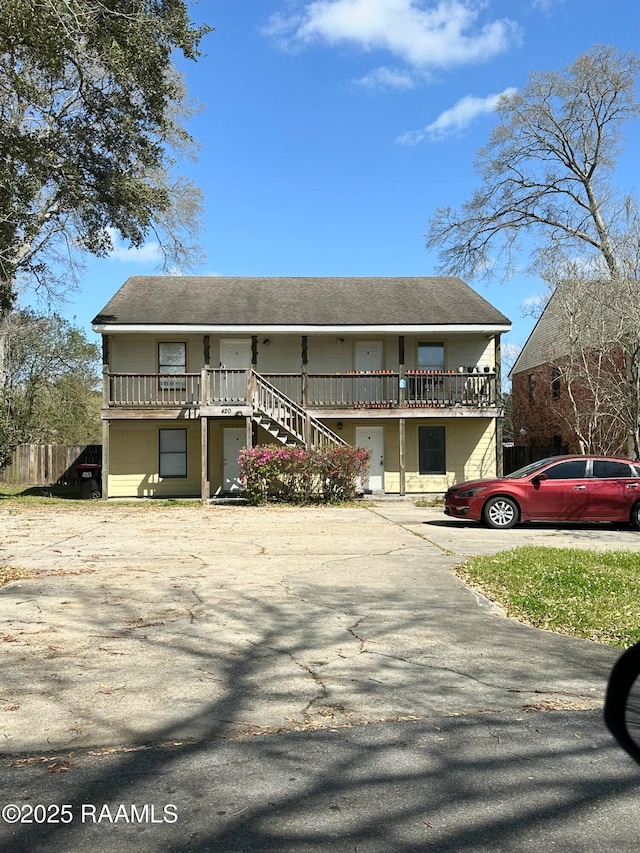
left=631, top=502, right=640, bottom=531
left=483, top=496, right=519, bottom=530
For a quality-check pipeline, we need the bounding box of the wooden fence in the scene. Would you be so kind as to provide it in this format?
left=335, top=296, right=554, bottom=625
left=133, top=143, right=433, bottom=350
left=0, top=444, right=102, bottom=486
left=503, top=444, right=567, bottom=475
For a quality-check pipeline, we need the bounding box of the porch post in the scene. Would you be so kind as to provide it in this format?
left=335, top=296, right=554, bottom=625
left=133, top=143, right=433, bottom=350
left=398, top=335, right=405, bottom=407
left=102, top=364, right=110, bottom=409
left=200, top=366, right=208, bottom=406
left=201, top=417, right=210, bottom=502
left=101, top=419, right=110, bottom=500
left=301, top=336, right=308, bottom=408
left=245, top=416, right=253, bottom=450
left=399, top=417, right=406, bottom=496
left=100, top=339, right=110, bottom=501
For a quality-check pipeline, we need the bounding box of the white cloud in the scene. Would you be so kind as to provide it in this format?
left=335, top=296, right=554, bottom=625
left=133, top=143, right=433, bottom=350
left=266, top=0, right=520, bottom=69
left=355, top=65, right=417, bottom=90
left=397, top=86, right=516, bottom=143
left=531, top=0, right=565, bottom=11
left=106, top=229, right=163, bottom=264
left=522, top=294, right=544, bottom=307
left=518, top=292, right=548, bottom=318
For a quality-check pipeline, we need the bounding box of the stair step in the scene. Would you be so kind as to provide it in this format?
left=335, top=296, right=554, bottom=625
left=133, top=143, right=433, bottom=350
left=250, top=378, right=343, bottom=449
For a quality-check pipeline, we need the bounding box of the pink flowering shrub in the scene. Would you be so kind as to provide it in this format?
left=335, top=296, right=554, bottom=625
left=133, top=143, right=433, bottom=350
left=317, top=446, right=370, bottom=502
left=238, top=445, right=370, bottom=505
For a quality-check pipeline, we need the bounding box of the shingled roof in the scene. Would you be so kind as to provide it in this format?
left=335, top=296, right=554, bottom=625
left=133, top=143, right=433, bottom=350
left=92, top=276, right=511, bottom=329
left=510, top=280, right=624, bottom=376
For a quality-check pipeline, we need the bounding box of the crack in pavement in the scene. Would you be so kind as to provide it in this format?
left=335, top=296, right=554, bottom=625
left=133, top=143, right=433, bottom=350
left=365, top=506, right=457, bottom=556
left=247, top=640, right=328, bottom=724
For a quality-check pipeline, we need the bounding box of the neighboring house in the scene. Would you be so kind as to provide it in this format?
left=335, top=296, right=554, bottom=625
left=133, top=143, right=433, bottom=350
left=510, top=287, right=627, bottom=456
left=92, top=276, right=511, bottom=499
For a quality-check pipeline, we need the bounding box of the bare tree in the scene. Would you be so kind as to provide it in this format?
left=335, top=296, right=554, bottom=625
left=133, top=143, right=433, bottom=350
left=426, top=45, right=640, bottom=283
left=547, top=278, right=640, bottom=457
left=427, top=45, right=640, bottom=455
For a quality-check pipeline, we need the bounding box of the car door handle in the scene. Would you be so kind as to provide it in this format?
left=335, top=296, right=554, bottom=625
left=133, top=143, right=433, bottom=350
left=573, top=485, right=587, bottom=490
left=626, top=483, right=639, bottom=488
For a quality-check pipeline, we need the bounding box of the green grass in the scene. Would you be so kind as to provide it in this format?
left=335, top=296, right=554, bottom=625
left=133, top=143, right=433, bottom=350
left=0, top=484, right=83, bottom=503
left=456, top=546, right=640, bottom=647
left=0, top=485, right=202, bottom=506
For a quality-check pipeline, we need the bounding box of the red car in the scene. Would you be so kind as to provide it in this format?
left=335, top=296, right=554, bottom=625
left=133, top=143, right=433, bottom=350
left=444, top=455, right=640, bottom=529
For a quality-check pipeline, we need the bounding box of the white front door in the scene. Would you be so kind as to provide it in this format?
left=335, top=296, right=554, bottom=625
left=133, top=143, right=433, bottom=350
left=220, top=339, right=252, bottom=401
left=223, top=428, right=246, bottom=492
left=355, top=426, right=384, bottom=492
left=355, top=341, right=383, bottom=372
left=220, top=339, right=252, bottom=368
left=355, top=342, right=383, bottom=403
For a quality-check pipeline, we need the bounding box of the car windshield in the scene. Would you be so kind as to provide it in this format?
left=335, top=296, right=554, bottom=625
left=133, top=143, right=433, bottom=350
left=503, top=457, right=558, bottom=479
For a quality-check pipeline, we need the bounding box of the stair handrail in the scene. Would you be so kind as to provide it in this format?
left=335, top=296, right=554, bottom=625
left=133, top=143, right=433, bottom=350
left=250, top=370, right=347, bottom=448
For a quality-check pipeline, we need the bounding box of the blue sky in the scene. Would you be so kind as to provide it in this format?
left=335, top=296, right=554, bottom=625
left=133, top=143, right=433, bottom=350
left=33, top=0, right=640, bottom=372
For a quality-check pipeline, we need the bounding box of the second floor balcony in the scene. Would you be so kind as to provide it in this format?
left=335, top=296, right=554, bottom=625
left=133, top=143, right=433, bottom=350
left=104, top=368, right=500, bottom=415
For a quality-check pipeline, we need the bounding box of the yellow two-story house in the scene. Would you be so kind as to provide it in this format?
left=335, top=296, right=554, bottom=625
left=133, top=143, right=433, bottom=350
left=92, top=276, right=511, bottom=499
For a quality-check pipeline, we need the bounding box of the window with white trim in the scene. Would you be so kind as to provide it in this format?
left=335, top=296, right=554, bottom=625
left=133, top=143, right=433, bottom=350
left=158, top=342, right=187, bottom=390
left=418, top=342, right=445, bottom=371
left=159, top=429, right=187, bottom=478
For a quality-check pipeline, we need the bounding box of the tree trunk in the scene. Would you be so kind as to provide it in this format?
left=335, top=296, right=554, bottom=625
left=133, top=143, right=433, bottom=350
left=0, top=308, right=9, bottom=392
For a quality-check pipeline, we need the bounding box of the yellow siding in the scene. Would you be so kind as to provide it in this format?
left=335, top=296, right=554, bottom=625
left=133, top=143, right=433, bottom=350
left=110, top=334, right=204, bottom=373
left=306, top=336, right=400, bottom=372
left=255, top=337, right=302, bottom=372
left=108, top=415, right=497, bottom=497
left=323, top=417, right=497, bottom=494
left=108, top=332, right=494, bottom=374
left=108, top=421, right=202, bottom=497
left=402, top=419, right=496, bottom=492
left=403, top=335, right=494, bottom=372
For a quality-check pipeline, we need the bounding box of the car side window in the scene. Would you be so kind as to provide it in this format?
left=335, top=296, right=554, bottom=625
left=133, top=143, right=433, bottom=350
left=542, top=460, right=587, bottom=479
left=593, top=460, right=632, bottom=479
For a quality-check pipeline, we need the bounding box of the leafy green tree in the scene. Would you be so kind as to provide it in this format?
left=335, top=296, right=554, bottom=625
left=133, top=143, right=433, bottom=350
left=0, top=310, right=101, bottom=468
left=0, top=0, right=211, bottom=383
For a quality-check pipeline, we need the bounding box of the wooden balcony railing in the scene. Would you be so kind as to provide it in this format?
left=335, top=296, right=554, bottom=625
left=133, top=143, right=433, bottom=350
left=203, top=369, right=250, bottom=403
left=105, top=370, right=498, bottom=409
left=405, top=371, right=496, bottom=407
left=307, top=372, right=399, bottom=407
left=106, top=373, right=201, bottom=407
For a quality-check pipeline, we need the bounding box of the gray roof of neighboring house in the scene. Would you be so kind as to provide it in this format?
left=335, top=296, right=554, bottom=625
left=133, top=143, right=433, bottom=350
left=510, top=290, right=563, bottom=376
left=92, top=276, right=511, bottom=328
left=510, top=280, right=630, bottom=376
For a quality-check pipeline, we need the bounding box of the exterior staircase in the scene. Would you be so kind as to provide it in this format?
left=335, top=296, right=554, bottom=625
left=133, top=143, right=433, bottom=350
left=250, top=370, right=347, bottom=449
